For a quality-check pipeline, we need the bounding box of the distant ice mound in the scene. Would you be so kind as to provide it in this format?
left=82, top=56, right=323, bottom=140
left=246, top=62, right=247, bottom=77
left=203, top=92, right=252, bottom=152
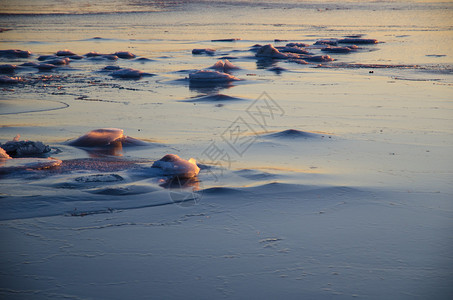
left=0, top=64, right=17, bottom=74
left=286, top=42, right=309, bottom=48
left=209, top=59, right=240, bottom=72
left=314, top=39, right=338, bottom=46
left=152, top=154, right=200, bottom=178
left=109, top=68, right=154, bottom=79
left=338, top=38, right=378, bottom=44
left=255, top=44, right=298, bottom=59
left=264, top=129, right=324, bottom=139
left=56, top=49, right=76, bottom=56
left=0, top=49, right=31, bottom=58
left=211, top=38, right=241, bottom=42
left=84, top=52, right=118, bottom=60
left=303, top=55, right=334, bottom=62
left=278, top=46, right=311, bottom=55
left=1, top=135, right=51, bottom=157
left=46, top=57, right=70, bottom=65
left=114, top=51, right=136, bottom=59
left=192, top=48, right=216, bottom=55
left=68, top=128, right=147, bottom=147
left=37, top=63, right=57, bottom=71
left=189, top=70, right=240, bottom=82
left=321, top=46, right=357, bottom=54
left=185, top=94, right=244, bottom=102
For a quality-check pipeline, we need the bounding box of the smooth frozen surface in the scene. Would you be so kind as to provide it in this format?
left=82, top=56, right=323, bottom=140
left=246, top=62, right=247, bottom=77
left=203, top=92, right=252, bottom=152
left=0, top=0, right=452, bottom=299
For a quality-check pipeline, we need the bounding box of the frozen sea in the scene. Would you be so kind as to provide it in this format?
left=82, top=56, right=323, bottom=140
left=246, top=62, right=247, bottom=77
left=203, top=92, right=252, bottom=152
left=0, top=1, right=452, bottom=299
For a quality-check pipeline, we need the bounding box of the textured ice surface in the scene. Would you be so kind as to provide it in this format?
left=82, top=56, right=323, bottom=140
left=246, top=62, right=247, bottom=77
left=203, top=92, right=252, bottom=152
left=0, top=157, right=62, bottom=173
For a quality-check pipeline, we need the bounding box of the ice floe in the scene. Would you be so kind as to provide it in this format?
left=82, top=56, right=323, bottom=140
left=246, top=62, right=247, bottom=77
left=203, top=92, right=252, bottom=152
left=38, top=55, right=58, bottom=61
left=46, top=57, right=70, bottom=65
left=37, top=63, right=57, bottom=71
left=255, top=44, right=298, bottom=59
left=0, top=49, right=31, bottom=58
left=109, top=68, right=154, bottom=79
left=56, top=49, right=77, bottom=56
left=303, top=55, right=334, bottom=62
left=0, top=135, right=51, bottom=157
left=0, top=64, right=17, bottom=73
left=321, top=46, right=357, bottom=53
left=114, top=51, right=136, bottom=59
left=286, top=42, right=309, bottom=48
left=263, top=129, right=328, bottom=139
left=192, top=48, right=216, bottom=55
left=0, top=75, right=22, bottom=84
left=314, top=39, right=338, bottom=46
left=209, top=59, right=240, bottom=72
left=338, top=38, right=378, bottom=44
left=152, top=154, right=200, bottom=178
left=85, top=52, right=118, bottom=60
left=185, top=94, right=244, bottom=102
left=211, top=38, right=241, bottom=42
left=278, top=46, right=311, bottom=55
left=188, top=70, right=240, bottom=82
left=68, top=128, right=147, bottom=147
